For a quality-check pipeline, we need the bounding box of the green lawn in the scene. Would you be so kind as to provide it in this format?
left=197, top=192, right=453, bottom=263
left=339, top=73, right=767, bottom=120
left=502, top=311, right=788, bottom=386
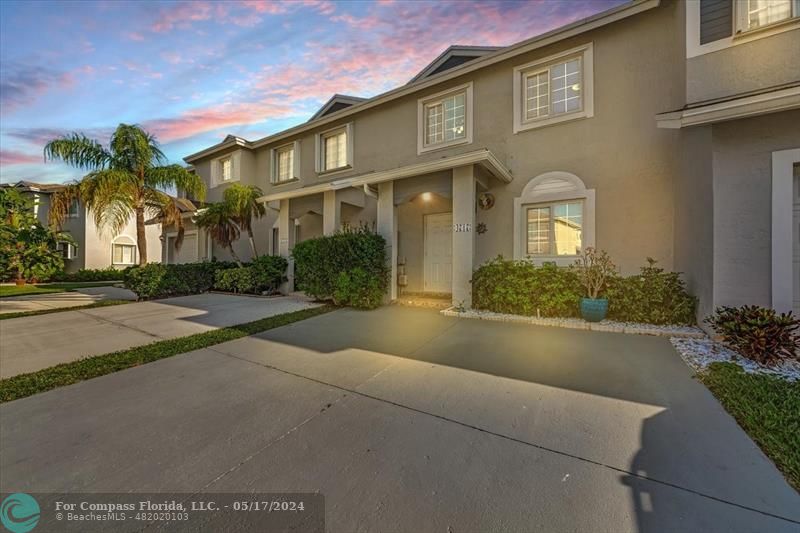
left=699, top=362, right=800, bottom=492
left=0, top=305, right=333, bottom=403
left=0, top=281, right=121, bottom=298
left=0, top=299, right=131, bottom=320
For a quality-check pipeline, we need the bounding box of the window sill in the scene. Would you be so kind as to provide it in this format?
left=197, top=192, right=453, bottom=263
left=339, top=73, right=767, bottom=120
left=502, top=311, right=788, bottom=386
left=271, top=178, right=300, bottom=187
left=317, top=165, right=352, bottom=177
left=515, top=111, right=591, bottom=134
left=418, top=136, right=471, bottom=155
left=733, top=17, right=799, bottom=40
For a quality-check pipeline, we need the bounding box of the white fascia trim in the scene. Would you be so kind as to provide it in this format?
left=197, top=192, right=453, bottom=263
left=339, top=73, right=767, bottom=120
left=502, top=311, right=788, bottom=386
left=771, top=148, right=800, bottom=313
left=512, top=43, right=594, bottom=134
left=257, top=149, right=512, bottom=203
left=655, top=86, right=800, bottom=128
left=185, top=0, right=660, bottom=163
left=417, top=81, right=474, bottom=155
left=687, top=0, right=800, bottom=59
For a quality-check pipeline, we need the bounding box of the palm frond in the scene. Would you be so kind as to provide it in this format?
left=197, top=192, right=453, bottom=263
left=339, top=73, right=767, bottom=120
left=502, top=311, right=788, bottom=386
left=223, top=183, right=265, bottom=233
left=194, top=202, right=240, bottom=249
left=43, top=133, right=111, bottom=170
left=48, top=182, right=82, bottom=229
left=145, top=165, right=206, bottom=201
left=80, top=169, right=138, bottom=236
left=145, top=189, right=186, bottom=250
left=110, top=123, right=161, bottom=175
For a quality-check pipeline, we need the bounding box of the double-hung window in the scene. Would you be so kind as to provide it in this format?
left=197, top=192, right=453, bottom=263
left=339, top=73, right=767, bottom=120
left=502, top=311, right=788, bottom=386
left=736, top=0, right=798, bottom=33
left=272, top=143, right=297, bottom=183
left=317, top=124, right=352, bottom=173
left=112, top=243, right=136, bottom=265
left=221, top=158, right=232, bottom=181
left=526, top=200, right=583, bottom=256
left=418, top=83, right=473, bottom=153
left=513, top=44, right=593, bottom=133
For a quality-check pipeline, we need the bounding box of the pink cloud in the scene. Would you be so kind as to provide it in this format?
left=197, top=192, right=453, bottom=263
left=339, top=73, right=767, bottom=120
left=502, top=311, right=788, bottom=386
left=125, top=31, right=145, bottom=41
left=0, top=64, right=74, bottom=113
left=0, top=149, right=42, bottom=166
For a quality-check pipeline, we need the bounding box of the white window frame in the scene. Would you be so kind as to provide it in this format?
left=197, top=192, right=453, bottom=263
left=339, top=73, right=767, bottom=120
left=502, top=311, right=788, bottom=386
left=220, top=157, right=232, bottom=182
left=57, top=241, right=77, bottom=260
left=315, top=123, right=353, bottom=175
left=417, top=82, right=473, bottom=154
left=112, top=243, right=137, bottom=265
left=735, top=0, right=799, bottom=35
left=524, top=200, right=586, bottom=257
left=270, top=141, right=300, bottom=184
left=513, top=171, right=596, bottom=266
left=513, top=43, right=594, bottom=134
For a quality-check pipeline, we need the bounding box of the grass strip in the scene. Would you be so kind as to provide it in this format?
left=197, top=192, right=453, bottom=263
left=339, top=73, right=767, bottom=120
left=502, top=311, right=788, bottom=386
left=0, top=281, right=122, bottom=298
left=699, top=362, right=800, bottom=492
left=0, top=299, right=131, bottom=320
left=0, top=305, right=334, bottom=403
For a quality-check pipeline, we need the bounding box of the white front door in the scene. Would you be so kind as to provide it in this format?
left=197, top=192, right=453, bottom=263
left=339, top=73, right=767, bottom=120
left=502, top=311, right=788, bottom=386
left=424, top=212, right=452, bottom=293
left=793, top=168, right=799, bottom=315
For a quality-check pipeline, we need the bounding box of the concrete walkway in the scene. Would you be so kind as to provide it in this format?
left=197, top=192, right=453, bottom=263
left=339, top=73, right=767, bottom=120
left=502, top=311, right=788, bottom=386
left=0, top=293, right=318, bottom=377
left=1, top=306, right=797, bottom=532
left=0, top=285, right=137, bottom=314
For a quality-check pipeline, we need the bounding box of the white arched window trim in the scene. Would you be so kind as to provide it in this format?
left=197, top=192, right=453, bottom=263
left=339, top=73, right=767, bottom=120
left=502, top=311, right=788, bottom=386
left=111, top=235, right=137, bottom=265
left=512, top=171, right=596, bottom=266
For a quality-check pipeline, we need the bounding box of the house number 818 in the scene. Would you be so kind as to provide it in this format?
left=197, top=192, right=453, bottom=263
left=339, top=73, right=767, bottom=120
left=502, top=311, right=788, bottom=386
left=453, top=223, right=472, bottom=232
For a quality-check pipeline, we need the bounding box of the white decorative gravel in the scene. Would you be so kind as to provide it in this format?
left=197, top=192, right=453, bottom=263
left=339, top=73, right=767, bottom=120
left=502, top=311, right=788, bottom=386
left=670, top=337, right=800, bottom=381
left=441, top=307, right=705, bottom=338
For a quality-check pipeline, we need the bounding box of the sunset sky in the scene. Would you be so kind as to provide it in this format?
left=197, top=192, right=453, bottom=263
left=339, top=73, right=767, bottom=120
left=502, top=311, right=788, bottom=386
left=0, top=0, right=625, bottom=184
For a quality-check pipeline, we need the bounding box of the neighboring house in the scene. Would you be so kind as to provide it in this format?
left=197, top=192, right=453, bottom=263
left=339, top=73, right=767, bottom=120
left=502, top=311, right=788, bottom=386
left=172, top=0, right=800, bottom=319
left=1, top=180, right=162, bottom=272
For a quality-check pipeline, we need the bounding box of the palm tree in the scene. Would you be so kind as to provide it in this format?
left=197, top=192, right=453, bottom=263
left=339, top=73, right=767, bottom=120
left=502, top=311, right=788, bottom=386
left=44, top=124, right=205, bottom=265
left=223, top=183, right=265, bottom=259
left=194, top=203, right=243, bottom=266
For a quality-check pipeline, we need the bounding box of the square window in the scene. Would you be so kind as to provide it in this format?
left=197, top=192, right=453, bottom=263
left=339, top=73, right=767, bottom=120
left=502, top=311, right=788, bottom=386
left=112, top=243, right=136, bottom=264
left=526, top=201, right=583, bottom=256
left=419, top=83, right=472, bottom=153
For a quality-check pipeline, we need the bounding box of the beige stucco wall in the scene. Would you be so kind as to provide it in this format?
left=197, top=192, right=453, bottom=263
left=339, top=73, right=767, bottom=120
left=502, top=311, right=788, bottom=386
left=686, top=28, right=800, bottom=104
left=189, top=1, right=686, bottom=280
left=710, top=109, right=800, bottom=309
left=82, top=211, right=161, bottom=269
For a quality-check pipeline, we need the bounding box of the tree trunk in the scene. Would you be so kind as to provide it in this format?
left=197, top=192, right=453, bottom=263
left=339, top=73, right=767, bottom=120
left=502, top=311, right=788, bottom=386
left=135, top=206, right=148, bottom=265
left=247, top=229, right=258, bottom=259
left=228, top=245, right=243, bottom=267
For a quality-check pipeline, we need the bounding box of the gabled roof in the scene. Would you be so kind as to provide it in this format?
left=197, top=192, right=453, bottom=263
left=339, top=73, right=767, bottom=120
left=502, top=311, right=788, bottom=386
left=0, top=180, right=66, bottom=192
left=408, top=45, right=502, bottom=84
left=309, top=94, right=367, bottom=122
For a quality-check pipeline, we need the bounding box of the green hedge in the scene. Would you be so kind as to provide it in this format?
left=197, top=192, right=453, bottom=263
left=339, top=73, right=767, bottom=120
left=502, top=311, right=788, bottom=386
left=471, top=256, right=697, bottom=325
left=292, top=227, right=389, bottom=308
left=213, top=256, right=288, bottom=295
left=52, top=267, right=126, bottom=282
left=124, top=261, right=237, bottom=300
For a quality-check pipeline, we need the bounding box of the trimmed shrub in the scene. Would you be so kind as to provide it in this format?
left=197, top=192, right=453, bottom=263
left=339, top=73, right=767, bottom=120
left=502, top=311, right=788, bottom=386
left=251, top=255, right=288, bottom=294
left=292, top=227, right=389, bottom=308
left=472, top=257, right=583, bottom=317
left=53, top=267, right=126, bottom=282
left=124, top=261, right=237, bottom=300
left=606, top=258, right=697, bottom=325
left=705, top=306, right=800, bottom=366
left=333, top=267, right=384, bottom=309
left=214, top=267, right=257, bottom=294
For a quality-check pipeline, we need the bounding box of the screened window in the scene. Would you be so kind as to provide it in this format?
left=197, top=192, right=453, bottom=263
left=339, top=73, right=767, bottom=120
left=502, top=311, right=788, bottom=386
left=322, top=129, right=347, bottom=171
left=112, top=243, right=136, bottom=265
left=523, top=57, right=582, bottom=121
left=221, top=158, right=232, bottom=181
left=526, top=201, right=583, bottom=256
left=424, top=91, right=466, bottom=146
left=737, top=0, right=795, bottom=32
left=274, top=145, right=294, bottom=183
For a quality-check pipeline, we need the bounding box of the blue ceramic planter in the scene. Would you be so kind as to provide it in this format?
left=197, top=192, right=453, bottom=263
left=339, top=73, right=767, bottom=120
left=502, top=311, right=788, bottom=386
left=581, top=297, right=608, bottom=322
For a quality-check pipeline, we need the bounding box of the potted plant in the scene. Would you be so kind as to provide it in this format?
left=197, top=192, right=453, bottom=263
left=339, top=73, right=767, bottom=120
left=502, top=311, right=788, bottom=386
left=572, top=247, right=616, bottom=322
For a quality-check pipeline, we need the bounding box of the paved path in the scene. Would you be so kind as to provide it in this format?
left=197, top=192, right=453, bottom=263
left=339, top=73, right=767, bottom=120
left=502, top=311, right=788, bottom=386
left=0, top=285, right=137, bottom=314
left=0, top=293, right=318, bottom=378
left=1, top=306, right=797, bottom=532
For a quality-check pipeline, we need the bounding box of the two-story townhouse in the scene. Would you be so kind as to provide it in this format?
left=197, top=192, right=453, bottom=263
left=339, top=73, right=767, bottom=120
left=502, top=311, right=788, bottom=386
left=172, top=0, right=799, bottom=320
left=2, top=180, right=162, bottom=272
left=657, top=0, right=800, bottom=318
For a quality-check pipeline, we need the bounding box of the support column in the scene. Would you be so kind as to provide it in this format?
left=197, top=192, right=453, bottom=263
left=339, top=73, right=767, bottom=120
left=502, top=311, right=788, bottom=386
left=377, top=181, right=397, bottom=302
left=278, top=199, right=295, bottom=293
left=452, top=165, right=476, bottom=308
left=323, top=190, right=341, bottom=235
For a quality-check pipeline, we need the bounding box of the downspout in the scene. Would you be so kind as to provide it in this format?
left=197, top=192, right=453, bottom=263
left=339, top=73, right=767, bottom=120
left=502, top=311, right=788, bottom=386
left=363, top=184, right=378, bottom=199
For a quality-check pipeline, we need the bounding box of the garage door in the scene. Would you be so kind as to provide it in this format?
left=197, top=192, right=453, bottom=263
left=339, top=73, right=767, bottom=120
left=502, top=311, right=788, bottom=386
left=168, top=234, right=198, bottom=264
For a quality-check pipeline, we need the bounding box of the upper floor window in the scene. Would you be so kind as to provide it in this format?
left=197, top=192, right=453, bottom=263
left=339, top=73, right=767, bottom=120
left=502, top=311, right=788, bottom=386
left=221, top=158, right=232, bottom=181
left=271, top=142, right=298, bottom=183
left=316, top=123, right=353, bottom=174
left=67, top=199, right=80, bottom=218
left=513, top=44, right=594, bottom=133
left=417, top=82, right=473, bottom=154
left=736, top=0, right=798, bottom=32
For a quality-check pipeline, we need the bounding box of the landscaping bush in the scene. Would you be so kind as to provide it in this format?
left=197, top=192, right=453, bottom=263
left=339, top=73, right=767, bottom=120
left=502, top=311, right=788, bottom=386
left=214, top=267, right=257, bottom=294
left=124, top=261, right=237, bottom=300
left=606, top=258, right=697, bottom=325
left=471, top=257, right=583, bottom=317
left=292, top=227, right=389, bottom=308
left=251, top=255, right=288, bottom=294
left=705, top=306, right=800, bottom=366
left=53, top=267, right=126, bottom=282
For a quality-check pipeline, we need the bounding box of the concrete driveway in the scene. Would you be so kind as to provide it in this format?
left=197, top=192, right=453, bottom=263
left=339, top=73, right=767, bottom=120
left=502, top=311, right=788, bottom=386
left=1, top=306, right=798, bottom=532
left=0, top=285, right=136, bottom=315
left=0, top=293, right=318, bottom=377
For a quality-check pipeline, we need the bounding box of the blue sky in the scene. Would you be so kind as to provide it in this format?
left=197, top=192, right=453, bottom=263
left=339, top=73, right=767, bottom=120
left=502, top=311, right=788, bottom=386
left=0, top=0, right=625, bottom=184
